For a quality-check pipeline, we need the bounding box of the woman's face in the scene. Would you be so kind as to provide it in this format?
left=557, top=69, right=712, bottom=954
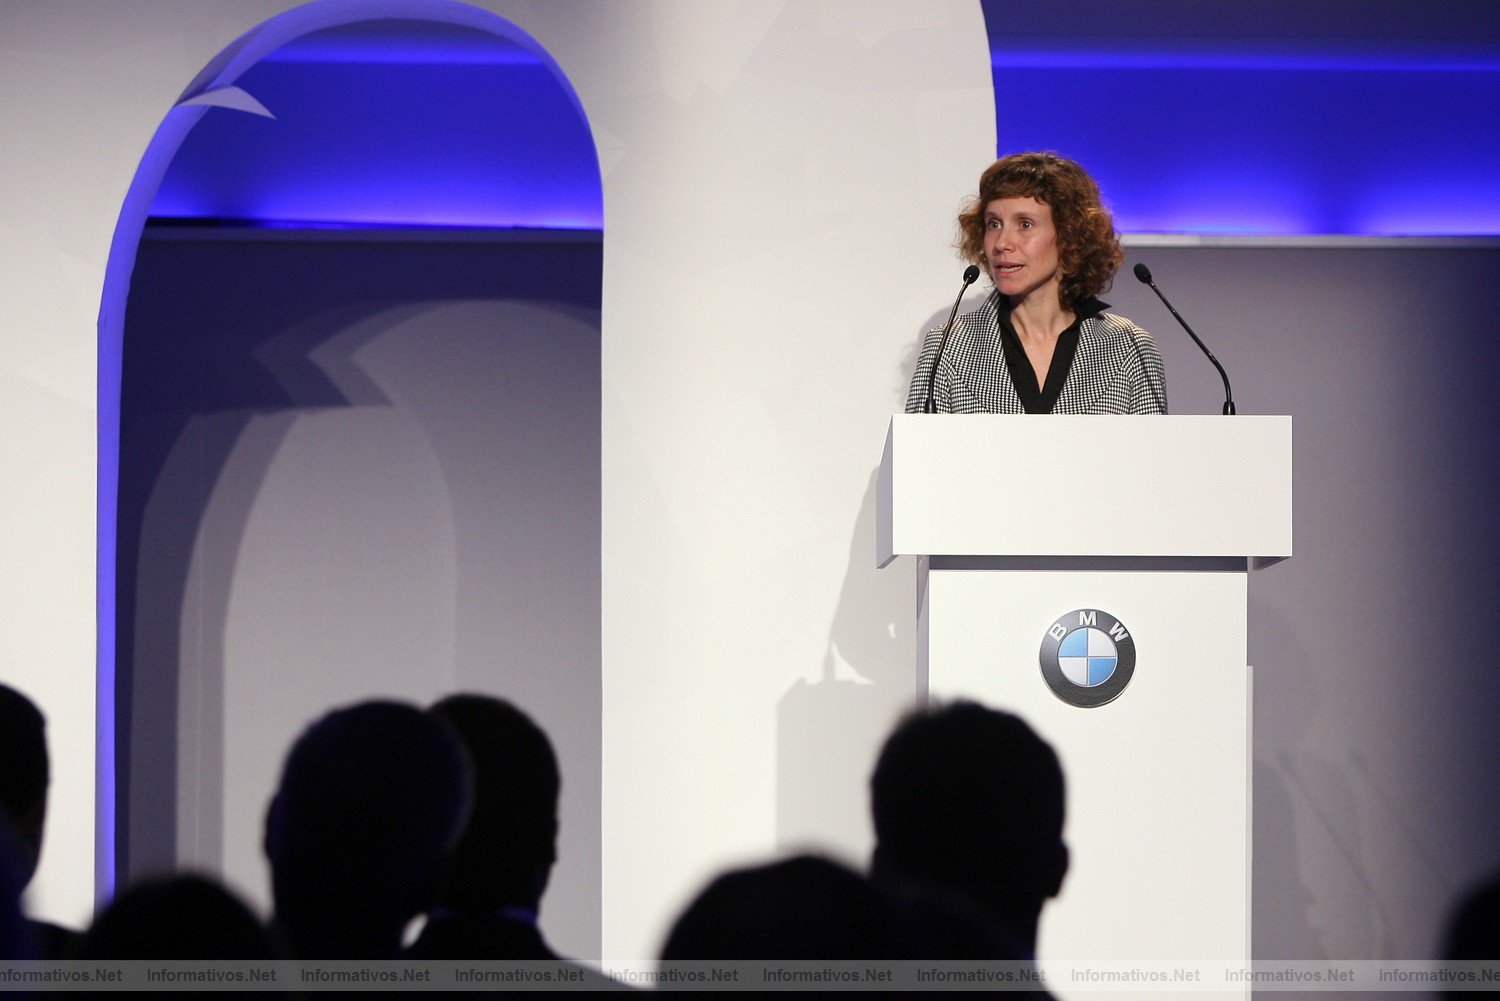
left=983, top=196, right=1062, bottom=307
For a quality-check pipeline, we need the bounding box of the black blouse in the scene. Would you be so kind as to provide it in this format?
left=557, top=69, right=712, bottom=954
left=996, top=297, right=1108, bottom=414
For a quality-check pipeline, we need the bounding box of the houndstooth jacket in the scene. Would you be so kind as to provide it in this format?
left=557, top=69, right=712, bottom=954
left=904, top=291, right=1168, bottom=415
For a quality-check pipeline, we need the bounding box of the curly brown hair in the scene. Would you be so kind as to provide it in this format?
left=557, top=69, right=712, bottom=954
left=956, top=152, right=1123, bottom=308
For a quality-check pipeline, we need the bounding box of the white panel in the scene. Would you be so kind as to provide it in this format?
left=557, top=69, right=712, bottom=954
left=927, top=568, right=1248, bottom=997
left=583, top=1, right=997, bottom=961
left=881, top=414, right=1292, bottom=562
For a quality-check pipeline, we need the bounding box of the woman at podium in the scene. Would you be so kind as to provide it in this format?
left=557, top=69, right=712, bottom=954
left=905, top=152, right=1167, bottom=415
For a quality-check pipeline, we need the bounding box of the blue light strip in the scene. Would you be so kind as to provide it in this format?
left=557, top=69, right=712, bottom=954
left=262, top=40, right=546, bottom=64
left=145, top=216, right=604, bottom=232
left=989, top=45, right=1500, bottom=73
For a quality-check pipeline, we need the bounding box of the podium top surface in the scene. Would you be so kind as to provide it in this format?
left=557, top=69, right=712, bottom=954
left=877, top=414, right=1291, bottom=567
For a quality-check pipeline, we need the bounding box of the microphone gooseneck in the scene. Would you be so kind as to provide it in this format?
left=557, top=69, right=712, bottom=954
left=921, top=266, right=982, bottom=413
left=1134, top=262, right=1236, bottom=415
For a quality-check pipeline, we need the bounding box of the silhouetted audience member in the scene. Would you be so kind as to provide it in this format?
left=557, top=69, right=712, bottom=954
left=1446, top=869, right=1500, bottom=960
left=871, top=701, right=1068, bottom=961
left=0, top=683, right=81, bottom=957
left=660, top=853, right=1010, bottom=971
left=264, top=700, right=472, bottom=959
left=0, top=817, right=32, bottom=959
left=879, top=877, right=1018, bottom=961
left=77, top=873, right=277, bottom=959
left=660, top=855, right=899, bottom=962
left=407, top=694, right=561, bottom=960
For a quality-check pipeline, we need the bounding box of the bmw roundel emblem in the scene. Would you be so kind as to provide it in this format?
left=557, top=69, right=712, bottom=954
left=1039, top=609, right=1136, bottom=708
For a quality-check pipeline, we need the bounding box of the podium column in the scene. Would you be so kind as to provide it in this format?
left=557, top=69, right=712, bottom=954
left=881, top=414, right=1291, bottom=998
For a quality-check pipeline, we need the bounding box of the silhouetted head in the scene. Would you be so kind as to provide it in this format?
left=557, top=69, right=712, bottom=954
left=0, top=684, right=48, bottom=887
left=660, top=855, right=897, bottom=963
left=264, top=700, right=472, bottom=956
left=870, top=701, right=1067, bottom=954
left=1445, top=869, right=1500, bottom=961
left=429, top=694, right=559, bottom=914
left=78, top=874, right=275, bottom=959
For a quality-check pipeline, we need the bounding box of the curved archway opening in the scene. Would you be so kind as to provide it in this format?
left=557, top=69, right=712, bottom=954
left=100, top=1, right=602, bottom=954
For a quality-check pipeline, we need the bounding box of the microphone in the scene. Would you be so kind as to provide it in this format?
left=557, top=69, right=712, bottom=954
left=921, top=265, right=982, bottom=413
left=1133, top=263, right=1236, bottom=415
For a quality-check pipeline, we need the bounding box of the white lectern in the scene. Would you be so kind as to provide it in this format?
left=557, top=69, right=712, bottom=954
left=877, top=415, right=1291, bottom=996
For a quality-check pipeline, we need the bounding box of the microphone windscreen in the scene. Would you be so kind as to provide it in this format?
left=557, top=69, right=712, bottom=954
left=1132, top=262, right=1153, bottom=284
left=962, top=265, right=981, bottom=284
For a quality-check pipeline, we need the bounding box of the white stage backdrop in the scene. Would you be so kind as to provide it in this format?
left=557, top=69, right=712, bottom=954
left=0, top=0, right=993, bottom=959
left=12, top=0, right=1495, bottom=970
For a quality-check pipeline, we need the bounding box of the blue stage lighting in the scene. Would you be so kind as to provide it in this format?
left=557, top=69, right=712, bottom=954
left=149, top=20, right=602, bottom=230
left=982, top=3, right=1500, bottom=236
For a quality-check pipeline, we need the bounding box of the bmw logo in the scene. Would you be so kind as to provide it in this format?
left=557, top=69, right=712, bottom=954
left=1039, top=609, right=1136, bottom=708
